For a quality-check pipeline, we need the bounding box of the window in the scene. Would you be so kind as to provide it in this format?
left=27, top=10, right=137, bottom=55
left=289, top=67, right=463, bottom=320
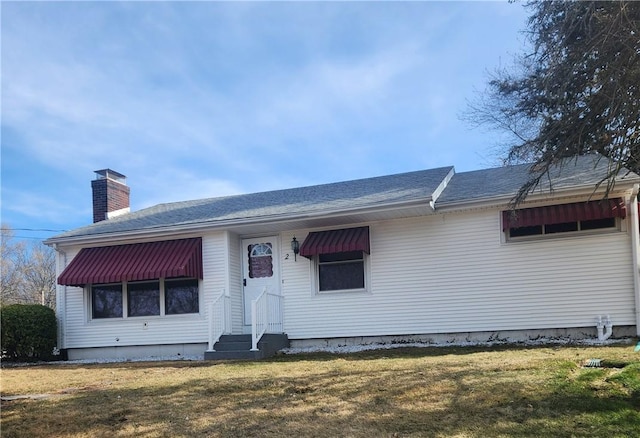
left=90, top=278, right=199, bottom=319
left=318, top=251, right=366, bottom=292
left=248, top=243, right=273, bottom=279
left=92, top=284, right=123, bottom=319
left=165, top=279, right=199, bottom=315
left=299, top=226, right=371, bottom=294
left=507, top=217, right=616, bottom=239
left=503, top=199, right=625, bottom=241
left=127, top=281, right=160, bottom=317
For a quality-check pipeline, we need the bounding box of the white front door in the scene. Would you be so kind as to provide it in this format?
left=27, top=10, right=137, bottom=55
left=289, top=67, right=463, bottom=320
left=242, top=237, right=280, bottom=326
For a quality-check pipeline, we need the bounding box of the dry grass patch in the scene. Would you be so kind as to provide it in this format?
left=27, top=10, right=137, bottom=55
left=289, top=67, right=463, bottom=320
left=1, top=345, right=639, bottom=437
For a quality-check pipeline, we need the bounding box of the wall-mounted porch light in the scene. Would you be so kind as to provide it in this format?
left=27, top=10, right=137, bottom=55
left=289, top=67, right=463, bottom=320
left=291, top=236, right=300, bottom=261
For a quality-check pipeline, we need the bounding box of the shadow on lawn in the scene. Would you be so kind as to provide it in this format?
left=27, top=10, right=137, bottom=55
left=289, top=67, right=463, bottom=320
left=3, top=342, right=635, bottom=370
left=2, top=358, right=639, bottom=438
left=272, top=344, right=548, bottom=361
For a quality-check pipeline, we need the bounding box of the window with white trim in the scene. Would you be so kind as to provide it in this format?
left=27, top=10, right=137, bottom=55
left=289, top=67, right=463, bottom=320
left=316, top=251, right=367, bottom=293
left=300, top=226, right=371, bottom=294
left=503, top=199, right=625, bottom=241
left=92, top=284, right=124, bottom=319
left=127, top=281, right=160, bottom=317
left=90, top=278, right=199, bottom=319
left=165, top=278, right=200, bottom=315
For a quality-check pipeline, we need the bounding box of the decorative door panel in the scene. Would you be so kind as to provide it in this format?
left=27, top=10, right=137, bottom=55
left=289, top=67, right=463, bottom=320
left=242, top=237, right=279, bottom=325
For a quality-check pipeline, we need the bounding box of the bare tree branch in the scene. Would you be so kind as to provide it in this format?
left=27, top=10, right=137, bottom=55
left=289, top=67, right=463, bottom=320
left=1, top=225, right=56, bottom=308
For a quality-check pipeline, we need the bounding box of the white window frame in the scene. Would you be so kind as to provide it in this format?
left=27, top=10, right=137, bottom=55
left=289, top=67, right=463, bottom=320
left=89, top=282, right=125, bottom=320
left=311, top=251, right=371, bottom=295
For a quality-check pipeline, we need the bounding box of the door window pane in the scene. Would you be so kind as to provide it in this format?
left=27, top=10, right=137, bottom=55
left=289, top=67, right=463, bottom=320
left=165, top=279, right=199, bottom=315
left=92, top=284, right=123, bottom=319
left=127, top=281, right=160, bottom=317
left=248, top=243, right=273, bottom=278
left=250, top=243, right=272, bottom=256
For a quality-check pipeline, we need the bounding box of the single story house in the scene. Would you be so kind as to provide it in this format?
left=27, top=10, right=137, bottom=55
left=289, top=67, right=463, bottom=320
left=46, top=155, right=640, bottom=360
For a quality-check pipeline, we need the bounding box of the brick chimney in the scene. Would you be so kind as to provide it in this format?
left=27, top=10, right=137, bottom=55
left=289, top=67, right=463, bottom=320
left=91, top=169, right=130, bottom=223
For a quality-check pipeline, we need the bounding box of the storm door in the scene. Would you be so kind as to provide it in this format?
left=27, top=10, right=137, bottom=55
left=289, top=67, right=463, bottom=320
left=242, top=237, right=280, bottom=326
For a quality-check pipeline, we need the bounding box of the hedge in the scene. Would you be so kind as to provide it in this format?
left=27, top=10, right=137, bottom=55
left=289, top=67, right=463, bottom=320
left=1, top=304, right=57, bottom=361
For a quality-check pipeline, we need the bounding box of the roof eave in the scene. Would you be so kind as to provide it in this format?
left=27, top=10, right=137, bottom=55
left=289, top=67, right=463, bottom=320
left=45, top=197, right=434, bottom=248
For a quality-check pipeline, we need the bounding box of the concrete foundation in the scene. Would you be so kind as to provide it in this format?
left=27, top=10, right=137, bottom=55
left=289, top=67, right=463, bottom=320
left=288, top=326, right=637, bottom=349
left=65, top=343, right=208, bottom=361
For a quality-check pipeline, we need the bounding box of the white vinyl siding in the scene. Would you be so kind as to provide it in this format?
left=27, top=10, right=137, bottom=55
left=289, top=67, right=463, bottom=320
left=56, top=204, right=636, bottom=350
left=55, top=248, right=80, bottom=349
left=283, top=210, right=635, bottom=339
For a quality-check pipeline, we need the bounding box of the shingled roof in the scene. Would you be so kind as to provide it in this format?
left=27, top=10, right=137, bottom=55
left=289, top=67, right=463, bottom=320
left=48, top=165, right=453, bottom=241
left=46, top=154, right=640, bottom=243
left=437, top=154, right=639, bottom=205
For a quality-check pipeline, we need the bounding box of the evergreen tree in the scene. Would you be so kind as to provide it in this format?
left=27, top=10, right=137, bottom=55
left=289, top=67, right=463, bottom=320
left=469, top=1, right=640, bottom=204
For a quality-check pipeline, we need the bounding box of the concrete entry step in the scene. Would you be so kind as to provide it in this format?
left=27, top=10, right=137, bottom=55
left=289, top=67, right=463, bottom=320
left=204, top=333, right=289, bottom=360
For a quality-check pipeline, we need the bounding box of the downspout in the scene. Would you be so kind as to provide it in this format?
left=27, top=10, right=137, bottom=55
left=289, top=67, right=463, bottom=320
left=53, top=244, right=68, bottom=352
left=629, top=184, right=640, bottom=336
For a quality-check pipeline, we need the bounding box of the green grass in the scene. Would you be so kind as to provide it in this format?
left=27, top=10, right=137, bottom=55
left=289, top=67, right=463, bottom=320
left=1, top=345, right=639, bottom=437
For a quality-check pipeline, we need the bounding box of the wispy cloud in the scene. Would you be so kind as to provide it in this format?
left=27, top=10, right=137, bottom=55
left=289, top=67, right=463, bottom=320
left=2, top=188, right=87, bottom=226
left=1, top=1, right=529, bottom=231
left=134, top=171, right=245, bottom=209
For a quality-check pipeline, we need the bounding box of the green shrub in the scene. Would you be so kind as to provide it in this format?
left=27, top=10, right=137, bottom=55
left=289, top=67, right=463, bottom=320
left=1, top=304, right=57, bottom=361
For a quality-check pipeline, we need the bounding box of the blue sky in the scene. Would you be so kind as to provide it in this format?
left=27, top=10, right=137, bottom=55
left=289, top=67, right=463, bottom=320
left=1, top=1, right=530, bottom=242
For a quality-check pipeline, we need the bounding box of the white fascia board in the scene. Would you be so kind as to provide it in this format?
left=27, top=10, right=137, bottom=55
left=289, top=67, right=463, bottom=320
left=45, top=197, right=433, bottom=248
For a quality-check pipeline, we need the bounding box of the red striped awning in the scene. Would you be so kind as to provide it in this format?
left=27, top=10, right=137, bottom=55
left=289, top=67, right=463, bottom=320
left=299, top=226, right=370, bottom=258
left=58, top=238, right=202, bottom=286
left=502, top=198, right=626, bottom=230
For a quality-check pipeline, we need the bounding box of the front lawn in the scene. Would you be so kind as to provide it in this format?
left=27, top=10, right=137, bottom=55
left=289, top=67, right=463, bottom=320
left=1, top=345, right=639, bottom=437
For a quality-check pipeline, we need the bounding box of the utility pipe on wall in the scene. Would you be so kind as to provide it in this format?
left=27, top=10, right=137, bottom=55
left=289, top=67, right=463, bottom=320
left=53, top=244, right=68, bottom=351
